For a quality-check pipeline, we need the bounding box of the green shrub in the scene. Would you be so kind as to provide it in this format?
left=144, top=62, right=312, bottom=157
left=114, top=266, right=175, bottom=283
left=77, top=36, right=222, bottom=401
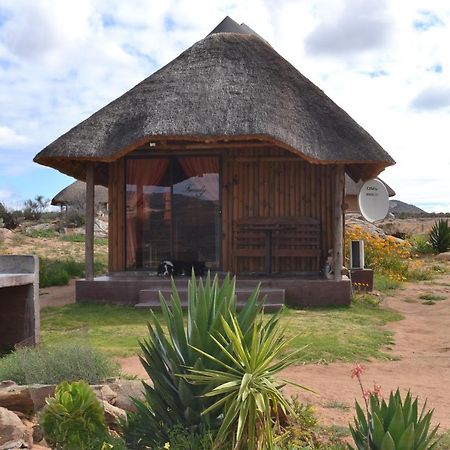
left=412, top=236, right=434, bottom=255
left=373, top=273, right=401, bottom=292
left=62, top=234, right=86, bottom=243
left=39, top=258, right=106, bottom=287
left=0, top=342, right=120, bottom=385
left=429, top=219, right=450, bottom=253
left=122, top=273, right=263, bottom=449
left=350, top=389, right=439, bottom=450
left=40, top=380, right=109, bottom=450
left=25, top=228, right=58, bottom=239
left=0, top=202, right=20, bottom=229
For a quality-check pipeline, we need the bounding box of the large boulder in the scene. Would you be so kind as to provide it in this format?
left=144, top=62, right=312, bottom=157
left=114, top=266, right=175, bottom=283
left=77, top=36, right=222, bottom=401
left=0, top=384, right=56, bottom=413
left=107, top=380, right=145, bottom=412
left=0, top=407, right=33, bottom=449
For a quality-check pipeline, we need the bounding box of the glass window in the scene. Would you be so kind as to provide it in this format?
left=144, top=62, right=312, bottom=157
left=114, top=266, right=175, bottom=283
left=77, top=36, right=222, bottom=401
left=126, top=156, right=220, bottom=270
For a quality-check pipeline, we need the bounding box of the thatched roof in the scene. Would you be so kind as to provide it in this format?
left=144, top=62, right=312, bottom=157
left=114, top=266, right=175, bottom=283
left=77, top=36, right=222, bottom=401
left=51, top=181, right=108, bottom=207
left=34, top=16, right=394, bottom=182
left=345, top=175, right=395, bottom=197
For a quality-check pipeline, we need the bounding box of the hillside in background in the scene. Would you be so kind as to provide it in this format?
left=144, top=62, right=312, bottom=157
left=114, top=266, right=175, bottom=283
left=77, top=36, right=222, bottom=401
left=389, top=200, right=428, bottom=217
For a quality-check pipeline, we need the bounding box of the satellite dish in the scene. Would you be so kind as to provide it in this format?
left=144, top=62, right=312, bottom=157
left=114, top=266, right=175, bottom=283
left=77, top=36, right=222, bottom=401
left=358, top=179, right=389, bottom=222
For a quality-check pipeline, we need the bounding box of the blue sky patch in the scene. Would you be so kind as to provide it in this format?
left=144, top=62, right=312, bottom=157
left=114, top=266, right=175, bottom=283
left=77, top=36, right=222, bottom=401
left=414, top=11, right=444, bottom=31
left=367, top=69, right=388, bottom=78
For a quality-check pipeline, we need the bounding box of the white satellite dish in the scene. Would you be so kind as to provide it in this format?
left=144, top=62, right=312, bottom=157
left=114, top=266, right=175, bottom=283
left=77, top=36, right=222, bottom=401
left=358, top=179, right=389, bottom=223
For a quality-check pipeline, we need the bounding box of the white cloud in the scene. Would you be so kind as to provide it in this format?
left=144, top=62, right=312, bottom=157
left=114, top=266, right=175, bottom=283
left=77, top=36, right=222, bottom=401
left=0, top=125, right=29, bottom=147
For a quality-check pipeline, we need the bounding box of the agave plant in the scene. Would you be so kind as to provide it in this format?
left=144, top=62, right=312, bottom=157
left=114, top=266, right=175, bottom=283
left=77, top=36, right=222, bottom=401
left=429, top=219, right=450, bottom=254
left=122, top=273, right=263, bottom=449
left=349, top=389, right=439, bottom=450
left=183, top=311, right=310, bottom=450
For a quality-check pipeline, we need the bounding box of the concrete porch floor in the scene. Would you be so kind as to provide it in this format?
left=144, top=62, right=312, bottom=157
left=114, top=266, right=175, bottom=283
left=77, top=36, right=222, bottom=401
left=76, top=272, right=352, bottom=308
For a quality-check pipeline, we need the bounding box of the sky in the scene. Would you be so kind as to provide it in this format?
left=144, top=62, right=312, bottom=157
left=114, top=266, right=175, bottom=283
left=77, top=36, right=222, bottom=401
left=0, top=0, right=449, bottom=212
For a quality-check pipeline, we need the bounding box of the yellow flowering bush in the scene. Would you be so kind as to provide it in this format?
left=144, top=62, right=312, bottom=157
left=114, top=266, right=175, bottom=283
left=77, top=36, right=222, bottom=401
left=345, top=225, right=412, bottom=282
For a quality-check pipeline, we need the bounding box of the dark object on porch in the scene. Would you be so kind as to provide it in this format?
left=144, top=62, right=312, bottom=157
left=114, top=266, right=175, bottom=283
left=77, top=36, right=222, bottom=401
left=233, top=217, right=321, bottom=274
left=157, top=260, right=206, bottom=277
left=0, top=255, right=39, bottom=352
left=350, top=269, right=374, bottom=292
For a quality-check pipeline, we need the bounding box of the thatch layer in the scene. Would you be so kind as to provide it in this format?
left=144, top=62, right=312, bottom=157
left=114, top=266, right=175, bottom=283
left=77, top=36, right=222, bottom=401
left=51, top=180, right=108, bottom=206
left=34, top=31, right=394, bottom=179
left=345, top=175, right=395, bottom=197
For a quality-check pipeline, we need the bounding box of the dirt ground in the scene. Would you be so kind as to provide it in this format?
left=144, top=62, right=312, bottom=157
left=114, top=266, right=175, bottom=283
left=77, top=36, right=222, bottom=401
left=39, top=279, right=77, bottom=309
left=119, top=268, right=450, bottom=431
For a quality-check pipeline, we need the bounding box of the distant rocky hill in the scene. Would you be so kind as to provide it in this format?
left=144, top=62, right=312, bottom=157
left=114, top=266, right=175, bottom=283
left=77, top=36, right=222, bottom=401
left=389, top=200, right=427, bottom=217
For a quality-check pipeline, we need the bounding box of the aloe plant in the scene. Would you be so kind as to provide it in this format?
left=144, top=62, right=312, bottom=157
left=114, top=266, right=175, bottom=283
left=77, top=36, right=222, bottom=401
left=349, top=389, right=439, bottom=450
left=40, top=380, right=108, bottom=450
left=183, top=311, right=310, bottom=450
left=122, top=273, right=263, bottom=449
left=429, top=219, right=450, bottom=253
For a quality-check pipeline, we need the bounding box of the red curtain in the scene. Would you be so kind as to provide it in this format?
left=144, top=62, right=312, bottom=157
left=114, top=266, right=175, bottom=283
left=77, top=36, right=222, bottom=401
left=178, top=157, right=219, bottom=202
left=126, top=159, right=169, bottom=268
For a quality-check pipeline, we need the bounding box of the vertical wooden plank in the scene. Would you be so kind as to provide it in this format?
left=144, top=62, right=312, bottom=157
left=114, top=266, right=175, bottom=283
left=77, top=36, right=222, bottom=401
left=333, top=165, right=345, bottom=280
left=85, top=162, right=95, bottom=280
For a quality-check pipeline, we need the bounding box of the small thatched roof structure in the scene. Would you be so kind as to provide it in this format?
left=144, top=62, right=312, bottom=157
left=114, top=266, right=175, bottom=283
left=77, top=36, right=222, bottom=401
left=345, top=175, right=395, bottom=197
left=51, top=181, right=108, bottom=207
left=34, top=16, right=394, bottom=183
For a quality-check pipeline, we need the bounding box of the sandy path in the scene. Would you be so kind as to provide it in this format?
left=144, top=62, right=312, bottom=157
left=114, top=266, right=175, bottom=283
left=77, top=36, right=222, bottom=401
left=39, top=279, right=76, bottom=309
left=120, top=271, right=450, bottom=430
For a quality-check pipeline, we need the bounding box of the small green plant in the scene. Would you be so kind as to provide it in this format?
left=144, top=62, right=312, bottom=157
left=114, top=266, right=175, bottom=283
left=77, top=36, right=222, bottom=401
left=419, top=294, right=446, bottom=302
left=373, top=274, right=401, bottom=292
left=40, top=380, right=108, bottom=450
left=0, top=342, right=120, bottom=385
left=183, top=312, right=310, bottom=450
left=349, top=365, right=439, bottom=450
left=429, top=219, right=450, bottom=254
left=412, top=236, right=434, bottom=255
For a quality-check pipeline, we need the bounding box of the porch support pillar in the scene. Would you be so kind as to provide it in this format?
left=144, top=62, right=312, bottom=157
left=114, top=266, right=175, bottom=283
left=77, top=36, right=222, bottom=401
left=85, top=163, right=95, bottom=281
left=333, top=165, right=345, bottom=280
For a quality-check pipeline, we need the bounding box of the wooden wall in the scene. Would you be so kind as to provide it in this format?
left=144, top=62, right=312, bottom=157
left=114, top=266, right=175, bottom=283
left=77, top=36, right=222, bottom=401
left=108, top=159, right=125, bottom=272
left=222, top=148, right=335, bottom=273
left=108, top=147, right=337, bottom=273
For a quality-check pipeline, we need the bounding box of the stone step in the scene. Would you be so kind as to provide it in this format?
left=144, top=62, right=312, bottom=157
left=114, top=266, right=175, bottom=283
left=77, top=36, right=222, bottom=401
left=135, top=287, right=285, bottom=312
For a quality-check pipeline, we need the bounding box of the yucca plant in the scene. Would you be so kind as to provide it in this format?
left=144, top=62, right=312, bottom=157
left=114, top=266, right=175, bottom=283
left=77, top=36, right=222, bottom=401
left=40, top=380, right=108, bottom=450
left=349, top=389, right=439, bottom=450
left=122, top=272, right=263, bottom=449
left=183, top=311, right=310, bottom=450
left=429, top=219, right=450, bottom=253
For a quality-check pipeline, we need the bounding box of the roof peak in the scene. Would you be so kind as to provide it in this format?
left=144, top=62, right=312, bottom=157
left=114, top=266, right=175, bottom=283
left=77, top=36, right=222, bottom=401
left=207, top=16, right=266, bottom=42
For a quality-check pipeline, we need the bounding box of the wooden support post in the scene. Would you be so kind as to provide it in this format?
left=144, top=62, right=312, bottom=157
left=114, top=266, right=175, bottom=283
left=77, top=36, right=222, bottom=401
left=85, top=163, right=95, bottom=281
left=333, top=165, right=345, bottom=280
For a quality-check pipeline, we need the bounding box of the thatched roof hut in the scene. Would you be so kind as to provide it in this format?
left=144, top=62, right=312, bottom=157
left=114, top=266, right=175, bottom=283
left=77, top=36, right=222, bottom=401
left=345, top=175, right=395, bottom=213
left=34, top=16, right=394, bottom=184
left=51, top=181, right=108, bottom=208
left=345, top=175, right=395, bottom=197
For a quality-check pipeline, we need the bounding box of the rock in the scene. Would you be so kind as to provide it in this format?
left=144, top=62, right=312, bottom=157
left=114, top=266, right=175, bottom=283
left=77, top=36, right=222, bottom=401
left=107, top=380, right=145, bottom=412
left=0, top=386, right=34, bottom=414
left=32, top=424, right=44, bottom=443
left=0, top=385, right=56, bottom=413
left=436, top=252, right=450, bottom=261
left=0, top=407, right=33, bottom=449
left=102, top=401, right=126, bottom=431
left=0, top=381, right=17, bottom=388
left=92, top=384, right=117, bottom=405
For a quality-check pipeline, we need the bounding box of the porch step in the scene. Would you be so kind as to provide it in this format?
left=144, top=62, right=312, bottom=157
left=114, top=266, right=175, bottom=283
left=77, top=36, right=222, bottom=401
left=135, top=287, right=285, bottom=312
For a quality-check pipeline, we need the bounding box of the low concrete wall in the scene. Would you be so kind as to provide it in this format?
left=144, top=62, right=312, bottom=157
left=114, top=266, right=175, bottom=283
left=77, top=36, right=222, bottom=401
left=0, top=256, right=39, bottom=351
left=76, top=274, right=352, bottom=307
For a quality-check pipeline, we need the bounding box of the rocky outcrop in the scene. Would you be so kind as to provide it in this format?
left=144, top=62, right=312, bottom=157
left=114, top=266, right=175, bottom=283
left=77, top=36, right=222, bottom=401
left=0, top=407, right=33, bottom=449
